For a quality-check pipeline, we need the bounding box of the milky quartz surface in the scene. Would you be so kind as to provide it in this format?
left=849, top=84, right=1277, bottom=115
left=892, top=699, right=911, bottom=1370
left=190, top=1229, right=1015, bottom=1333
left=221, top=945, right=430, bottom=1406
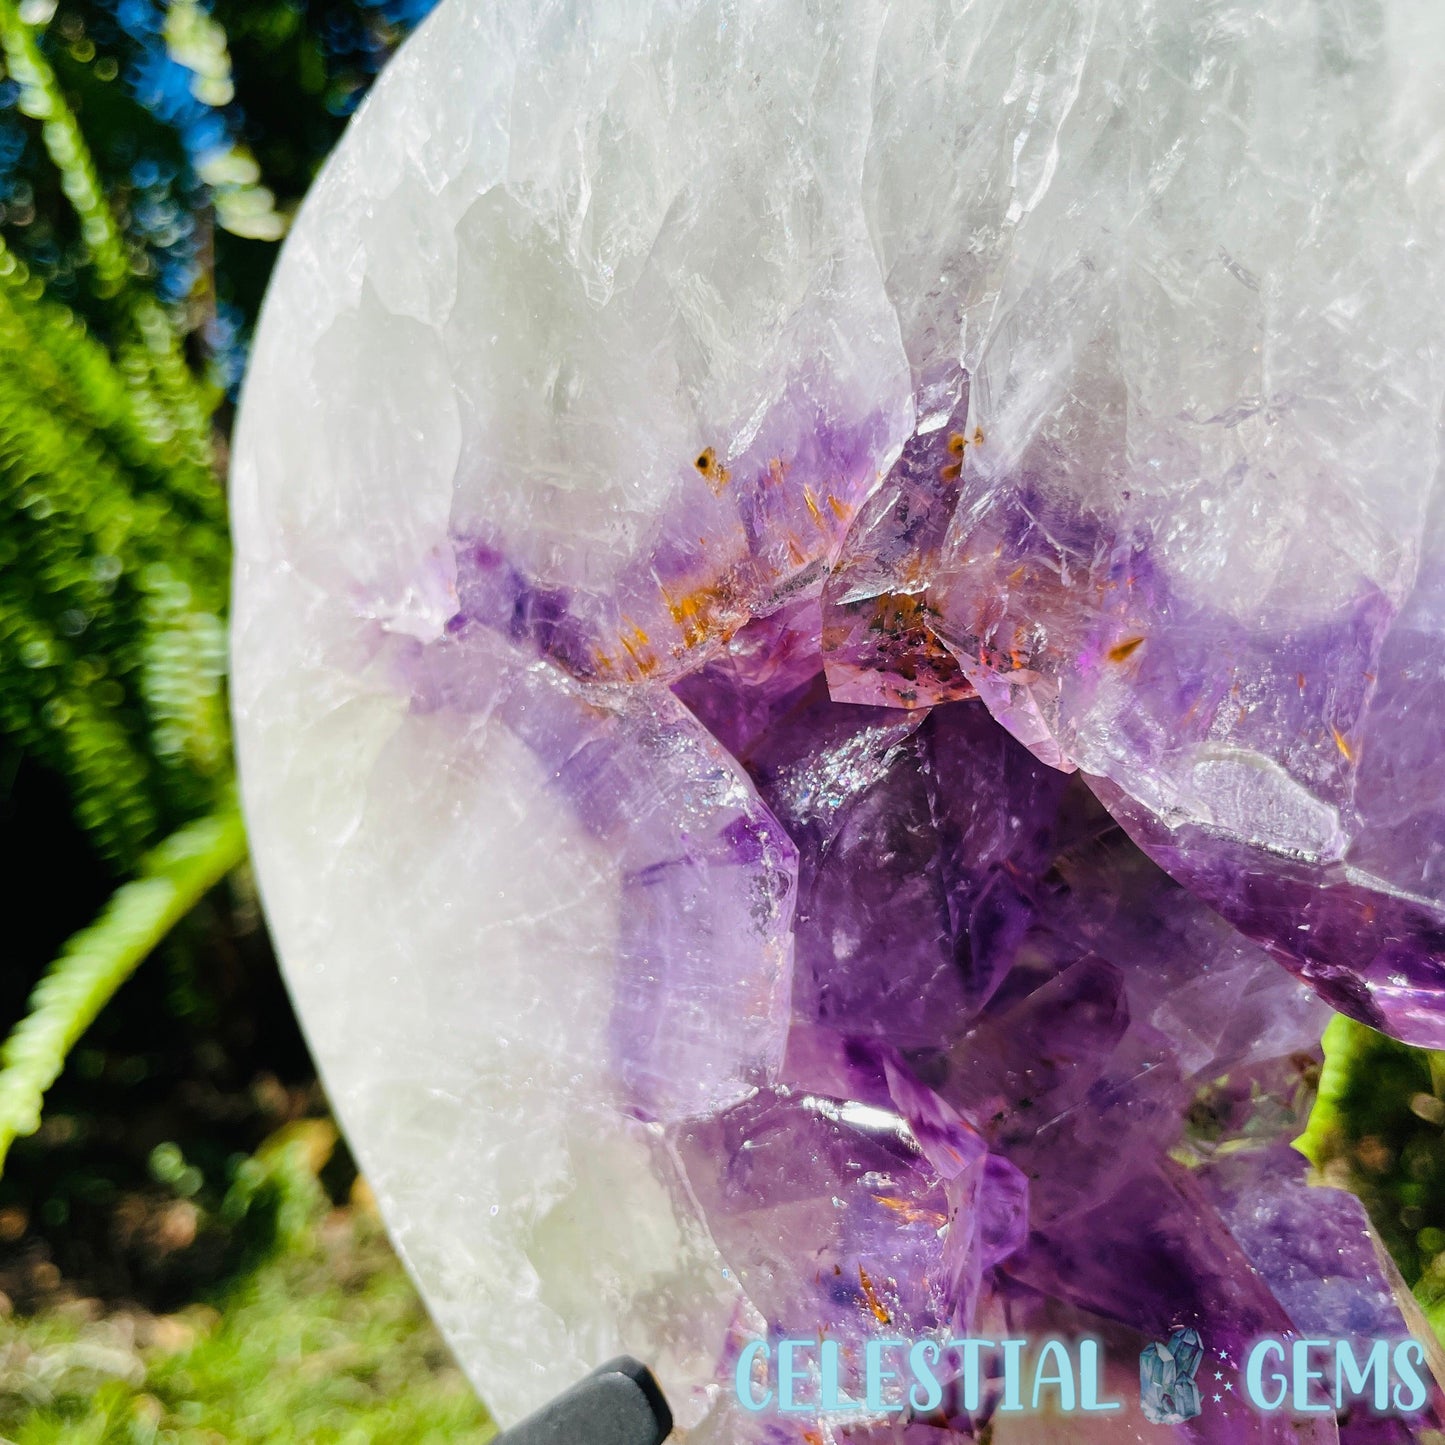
left=231, top=0, right=1445, bottom=1437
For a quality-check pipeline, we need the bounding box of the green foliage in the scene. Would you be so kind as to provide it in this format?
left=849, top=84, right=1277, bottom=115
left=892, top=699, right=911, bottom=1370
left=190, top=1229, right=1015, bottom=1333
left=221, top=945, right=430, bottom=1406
left=0, top=2, right=235, bottom=1171
left=161, top=0, right=286, bottom=243
left=0, top=0, right=218, bottom=456
left=0, top=805, right=245, bottom=1171
left=0, top=9, right=492, bottom=1435
left=0, top=1126, right=494, bottom=1443
left=1298, top=1014, right=1445, bottom=1338
left=0, top=0, right=134, bottom=296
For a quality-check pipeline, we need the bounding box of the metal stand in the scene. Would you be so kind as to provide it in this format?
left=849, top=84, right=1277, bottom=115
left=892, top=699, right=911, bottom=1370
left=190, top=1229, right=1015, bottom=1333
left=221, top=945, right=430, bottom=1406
left=491, top=1356, right=673, bottom=1445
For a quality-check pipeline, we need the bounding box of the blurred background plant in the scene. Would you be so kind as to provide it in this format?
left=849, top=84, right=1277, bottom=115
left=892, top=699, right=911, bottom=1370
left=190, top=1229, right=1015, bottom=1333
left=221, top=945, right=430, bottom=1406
left=0, top=0, right=495, bottom=1436
left=0, top=0, right=1441, bottom=1439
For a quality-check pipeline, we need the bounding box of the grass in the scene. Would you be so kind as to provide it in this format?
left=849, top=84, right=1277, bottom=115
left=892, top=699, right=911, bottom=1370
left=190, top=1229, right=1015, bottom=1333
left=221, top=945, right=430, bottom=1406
left=0, top=1124, right=494, bottom=1444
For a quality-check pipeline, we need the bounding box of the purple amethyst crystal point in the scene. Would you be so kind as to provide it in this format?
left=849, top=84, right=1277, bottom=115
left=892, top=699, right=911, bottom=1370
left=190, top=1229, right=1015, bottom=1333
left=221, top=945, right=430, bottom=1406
left=676, top=1035, right=1027, bottom=1337
left=748, top=691, right=964, bottom=1047
left=922, top=786, right=1360, bottom=1415
left=822, top=403, right=977, bottom=710
left=742, top=690, right=1070, bottom=1046
left=1205, top=1145, right=1440, bottom=1364
left=927, top=442, right=1445, bottom=1045
left=1203, top=1146, right=1445, bottom=1439
left=673, top=1082, right=964, bottom=1341
left=410, top=625, right=799, bottom=1123
left=672, top=600, right=825, bottom=760
left=1010, top=1162, right=1298, bottom=1377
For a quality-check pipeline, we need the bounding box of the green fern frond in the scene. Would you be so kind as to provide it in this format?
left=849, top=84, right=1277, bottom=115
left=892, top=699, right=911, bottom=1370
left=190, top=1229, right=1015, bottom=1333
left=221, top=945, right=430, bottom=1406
left=0, top=0, right=218, bottom=463
left=0, top=0, right=259, bottom=1190
left=1293, top=1011, right=1362, bottom=1170
left=140, top=563, right=230, bottom=781
left=0, top=237, right=222, bottom=520
left=0, top=591, right=161, bottom=859
left=163, top=0, right=287, bottom=243
left=0, top=276, right=230, bottom=852
left=0, top=804, right=246, bottom=1171
left=0, top=304, right=227, bottom=593
left=0, top=315, right=228, bottom=612
left=0, top=0, right=128, bottom=299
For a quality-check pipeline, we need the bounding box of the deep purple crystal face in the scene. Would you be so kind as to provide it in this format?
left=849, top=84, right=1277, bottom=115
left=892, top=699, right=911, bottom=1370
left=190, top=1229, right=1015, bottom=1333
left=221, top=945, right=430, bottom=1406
left=393, top=467, right=1445, bottom=1437
left=924, top=472, right=1445, bottom=1047
left=655, top=580, right=1440, bottom=1438
left=376, top=431, right=1445, bottom=1438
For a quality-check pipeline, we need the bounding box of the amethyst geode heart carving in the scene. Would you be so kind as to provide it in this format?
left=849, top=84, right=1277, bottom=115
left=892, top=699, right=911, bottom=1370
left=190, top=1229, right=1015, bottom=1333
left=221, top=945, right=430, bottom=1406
left=230, top=0, right=1445, bottom=1437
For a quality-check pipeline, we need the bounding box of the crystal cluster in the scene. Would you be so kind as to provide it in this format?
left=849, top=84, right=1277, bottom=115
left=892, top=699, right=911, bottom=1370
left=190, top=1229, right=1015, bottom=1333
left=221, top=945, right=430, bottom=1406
left=230, top=0, right=1445, bottom=1439
left=1141, top=1328, right=1205, bottom=1428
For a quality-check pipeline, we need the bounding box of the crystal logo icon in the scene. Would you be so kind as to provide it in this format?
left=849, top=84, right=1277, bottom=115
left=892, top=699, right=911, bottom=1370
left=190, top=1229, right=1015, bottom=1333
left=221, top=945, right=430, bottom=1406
left=1140, top=1328, right=1204, bottom=1425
